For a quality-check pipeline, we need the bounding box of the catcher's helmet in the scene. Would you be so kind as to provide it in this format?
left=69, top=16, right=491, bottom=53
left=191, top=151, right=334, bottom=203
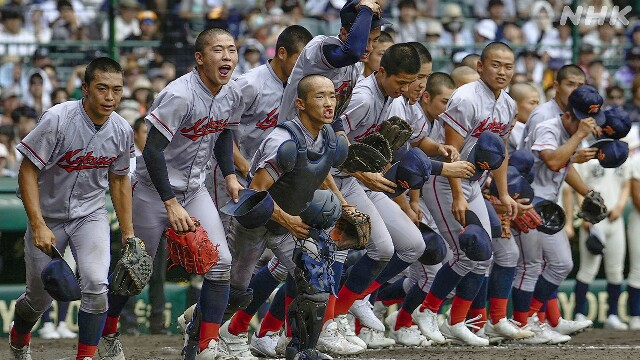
left=41, top=247, right=81, bottom=302
left=300, top=189, right=343, bottom=229
left=533, top=199, right=566, bottom=235
left=418, top=223, right=448, bottom=265
left=220, top=189, right=274, bottom=229
left=459, top=210, right=492, bottom=261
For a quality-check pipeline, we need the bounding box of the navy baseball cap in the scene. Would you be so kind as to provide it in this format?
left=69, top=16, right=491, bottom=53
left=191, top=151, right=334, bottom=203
left=417, top=223, right=448, bottom=265
left=590, top=139, right=629, bottom=168
left=467, top=131, right=506, bottom=181
left=509, top=149, right=535, bottom=174
left=489, top=168, right=534, bottom=203
left=220, top=189, right=274, bottom=229
left=340, top=0, right=391, bottom=29
left=41, top=247, right=82, bottom=302
left=459, top=210, right=492, bottom=261
left=568, top=85, right=606, bottom=125
left=585, top=226, right=605, bottom=255
left=384, top=148, right=433, bottom=198
left=599, top=106, right=631, bottom=140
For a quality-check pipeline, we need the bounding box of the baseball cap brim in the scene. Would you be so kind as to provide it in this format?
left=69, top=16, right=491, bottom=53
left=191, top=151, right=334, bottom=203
left=573, top=107, right=606, bottom=126
left=371, top=17, right=391, bottom=29
left=383, top=162, right=405, bottom=198
left=219, top=189, right=261, bottom=216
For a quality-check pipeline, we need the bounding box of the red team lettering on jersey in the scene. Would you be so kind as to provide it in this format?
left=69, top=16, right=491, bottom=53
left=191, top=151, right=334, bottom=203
left=470, top=117, right=510, bottom=138
left=256, top=107, right=279, bottom=130
left=181, top=116, right=229, bottom=140
left=57, top=149, right=117, bottom=172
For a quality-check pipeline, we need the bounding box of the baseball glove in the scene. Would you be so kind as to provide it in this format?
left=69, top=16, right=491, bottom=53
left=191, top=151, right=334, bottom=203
left=512, top=208, right=543, bottom=233
left=378, top=116, right=413, bottom=150
left=110, top=237, right=153, bottom=296
left=330, top=207, right=371, bottom=250
left=165, top=218, right=220, bottom=275
left=340, top=135, right=391, bottom=173
left=578, top=190, right=608, bottom=224
left=498, top=214, right=512, bottom=238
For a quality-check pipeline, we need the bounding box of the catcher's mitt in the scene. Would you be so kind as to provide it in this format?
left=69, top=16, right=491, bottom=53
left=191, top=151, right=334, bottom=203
left=330, top=207, right=371, bottom=250
left=165, top=218, right=220, bottom=275
left=110, top=237, right=153, bottom=296
left=378, top=116, right=413, bottom=150
left=512, top=208, right=543, bottom=233
left=578, top=190, right=608, bottom=224
left=340, top=134, right=391, bottom=173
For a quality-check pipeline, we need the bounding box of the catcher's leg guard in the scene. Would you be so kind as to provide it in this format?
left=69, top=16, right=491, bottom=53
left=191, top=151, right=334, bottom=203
left=182, top=305, right=201, bottom=360
left=222, top=286, right=254, bottom=323
left=286, top=241, right=333, bottom=360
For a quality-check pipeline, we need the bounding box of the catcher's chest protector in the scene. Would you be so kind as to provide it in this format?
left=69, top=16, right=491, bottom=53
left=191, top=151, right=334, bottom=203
left=268, top=122, right=345, bottom=217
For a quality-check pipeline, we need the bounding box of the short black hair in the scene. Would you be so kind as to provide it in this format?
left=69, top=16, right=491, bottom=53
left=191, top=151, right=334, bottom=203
left=380, top=43, right=421, bottom=76
left=84, top=57, right=123, bottom=85
left=378, top=31, right=393, bottom=44
left=195, top=27, right=234, bottom=53
left=275, top=25, right=313, bottom=55
left=398, top=0, right=417, bottom=9
left=297, top=74, right=331, bottom=100
left=50, top=87, right=69, bottom=99
left=425, top=72, right=455, bottom=97
left=11, top=105, right=37, bottom=123
left=133, top=116, right=147, bottom=132
left=556, top=64, right=586, bottom=83
left=606, top=85, right=624, bottom=97
left=480, top=41, right=513, bottom=63
left=29, top=72, right=43, bottom=84
left=461, top=54, right=480, bottom=69
left=407, top=42, right=432, bottom=64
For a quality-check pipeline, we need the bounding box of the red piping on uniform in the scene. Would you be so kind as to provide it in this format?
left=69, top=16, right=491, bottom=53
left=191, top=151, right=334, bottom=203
left=265, top=160, right=281, bottom=177
left=516, top=232, right=526, bottom=289
left=344, top=114, right=353, bottom=131
left=213, top=163, right=219, bottom=208
left=269, top=259, right=280, bottom=273
left=421, top=264, right=429, bottom=290
left=19, top=141, right=46, bottom=167
left=150, top=112, right=174, bottom=136
left=443, top=112, right=468, bottom=132
left=433, top=175, right=460, bottom=266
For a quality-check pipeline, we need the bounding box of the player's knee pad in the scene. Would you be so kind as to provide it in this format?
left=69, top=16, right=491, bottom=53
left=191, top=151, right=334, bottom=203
left=80, top=292, right=108, bottom=314
left=15, top=295, right=49, bottom=323
left=223, top=286, right=254, bottom=322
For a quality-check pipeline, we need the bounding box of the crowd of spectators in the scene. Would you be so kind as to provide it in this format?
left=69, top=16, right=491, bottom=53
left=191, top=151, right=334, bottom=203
left=2, top=0, right=640, bottom=177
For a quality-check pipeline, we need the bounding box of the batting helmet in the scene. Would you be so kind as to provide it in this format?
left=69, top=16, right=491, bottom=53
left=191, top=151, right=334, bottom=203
left=417, top=223, right=448, bottom=265
left=459, top=210, right=492, bottom=261
left=41, top=247, right=81, bottom=302
left=299, top=189, right=343, bottom=229
left=220, top=189, right=275, bottom=229
left=533, top=199, right=566, bottom=235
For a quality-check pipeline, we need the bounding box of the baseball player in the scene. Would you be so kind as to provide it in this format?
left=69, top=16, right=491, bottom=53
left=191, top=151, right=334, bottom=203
left=100, top=28, right=244, bottom=360
left=628, top=152, right=640, bottom=330
left=507, top=83, right=540, bottom=153
left=10, top=57, right=135, bottom=360
left=360, top=31, right=394, bottom=79
left=450, top=66, right=480, bottom=88
left=512, top=85, right=604, bottom=343
left=412, top=42, right=519, bottom=346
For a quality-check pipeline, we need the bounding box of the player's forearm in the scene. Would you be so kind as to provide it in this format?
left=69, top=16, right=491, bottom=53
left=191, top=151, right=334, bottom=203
left=18, top=159, right=46, bottom=228
left=232, top=141, right=249, bottom=177
left=565, top=165, right=590, bottom=197
left=542, top=135, right=583, bottom=171
left=109, top=172, right=134, bottom=239
left=416, top=137, right=441, bottom=157
left=448, top=177, right=464, bottom=199
left=143, top=127, right=175, bottom=202
left=322, top=6, right=373, bottom=67
left=322, top=174, right=349, bottom=206
left=492, top=155, right=510, bottom=199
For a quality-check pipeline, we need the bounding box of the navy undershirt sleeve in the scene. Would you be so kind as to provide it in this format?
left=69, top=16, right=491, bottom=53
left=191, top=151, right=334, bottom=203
left=142, top=127, right=175, bottom=202
left=431, top=160, right=443, bottom=176
left=322, top=6, right=373, bottom=68
left=214, top=129, right=235, bottom=178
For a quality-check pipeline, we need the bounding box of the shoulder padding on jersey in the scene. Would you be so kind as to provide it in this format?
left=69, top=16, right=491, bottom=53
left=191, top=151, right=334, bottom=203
left=333, top=133, right=349, bottom=168
left=276, top=139, right=298, bottom=173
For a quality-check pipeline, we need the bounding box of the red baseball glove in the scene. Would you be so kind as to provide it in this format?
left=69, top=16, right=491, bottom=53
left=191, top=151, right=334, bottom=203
left=165, top=217, right=219, bottom=274
left=512, top=208, right=543, bottom=233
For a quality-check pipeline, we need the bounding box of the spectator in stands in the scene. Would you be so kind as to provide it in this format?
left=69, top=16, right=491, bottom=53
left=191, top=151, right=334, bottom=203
left=236, top=39, right=267, bottom=76
left=474, top=0, right=516, bottom=21
left=583, top=17, right=623, bottom=61
left=148, top=67, right=167, bottom=95
left=627, top=22, right=640, bottom=48
left=473, top=19, right=497, bottom=45
left=516, top=48, right=544, bottom=84
left=393, top=0, right=427, bottom=43
left=51, top=87, right=69, bottom=106
left=615, top=47, right=640, bottom=89
left=424, top=21, right=445, bottom=58
left=131, top=77, right=153, bottom=115
left=503, top=22, right=524, bottom=46
left=578, top=43, right=598, bottom=75
left=587, top=60, right=610, bottom=96
left=0, top=124, right=18, bottom=175
left=0, top=89, right=20, bottom=126
left=122, top=64, right=141, bottom=98
left=160, top=60, right=176, bottom=82
left=439, top=3, right=473, bottom=48
left=22, top=72, right=50, bottom=115
left=51, top=0, right=83, bottom=41
left=541, top=19, right=573, bottom=63
left=604, top=85, right=626, bottom=109
left=11, top=105, right=37, bottom=141
left=486, top=0, right=508, bottom=41
left=25, top=5, right=52, bottom=43
left=42, top=64, right=59, bottom=89
left=122, top=10, right=161, bottom=68
left=102, top=0, right=141, bottom=41
left=624, top=75, right=640, bottom=123
left=0, top=6, right=36, bottom=57
left=522, top=0, right=554, bottom=45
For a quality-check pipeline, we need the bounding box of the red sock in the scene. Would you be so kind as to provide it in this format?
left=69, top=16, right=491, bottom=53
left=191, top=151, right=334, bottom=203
left=10, top=327, right=31, bottom=348
left=76, top=343, right=98, bottom=360
left=323, top=295, right=336, bottom=325
left=333, top=286, right=362, bottom=316
left=362, top=281, right=383, bottom=296
left=468, top=307, right=487, bottom=332
left=228, top=310, right=252, bottom=335
left=102, top=316, right=119, bottom=336
left=285, top=295, right=294, bottom=337
left=513, top=311, right=529, bottom=327
left=354, top=319, right=363, bottom=335
left=199, top=322, right=220, bottom=352
left=528, top=298, right=544, bottom=317
left=258, top=311, right=285, bottom=338
left=537, top=311, right=547, bottom=323
left=489, top=298, right=508, bottom=324
left=546, top=298, right=561, bottom=327
left=395, top=308, right=414, bottom=330
left=381, top=299, right=403, bottom=307
left=420, top=292, right=444, bottom=313
left=449, top=296, right=473, bottom=325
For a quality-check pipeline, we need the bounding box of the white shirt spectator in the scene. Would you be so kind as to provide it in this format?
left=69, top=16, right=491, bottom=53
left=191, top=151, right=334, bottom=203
left=101, top=16, right=140, bottom=42
left=0, top=29, right=37, bottom=57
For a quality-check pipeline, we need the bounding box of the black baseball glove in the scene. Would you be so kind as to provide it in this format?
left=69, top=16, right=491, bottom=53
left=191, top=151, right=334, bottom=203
left=578, top=190, right=608, bottom=224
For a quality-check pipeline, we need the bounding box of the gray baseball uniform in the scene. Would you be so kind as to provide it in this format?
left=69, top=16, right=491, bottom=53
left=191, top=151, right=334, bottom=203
left=514, top=116, right=573, bottom=291
left=519, top=98, right=563, bottom=150
left=507, top=121, right=525, bottom=153
left=423, top=80, right=516, bottom=276
left=15, top=100, right=133, bottom=319
left=134, top=69, right=242, bottom=281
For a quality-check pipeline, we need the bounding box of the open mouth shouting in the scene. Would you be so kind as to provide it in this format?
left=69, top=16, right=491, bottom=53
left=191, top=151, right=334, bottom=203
left=218, top=65, right=232, bottom=78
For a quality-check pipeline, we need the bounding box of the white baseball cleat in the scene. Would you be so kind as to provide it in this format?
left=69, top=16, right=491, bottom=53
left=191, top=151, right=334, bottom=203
left=219, top=320, right=257, bottom=359
left=349, top=296, right=386, bottom=332
left=10, top=344, right=32, bottom=360
left=317, top=321, right=365, bottom=355
left=372, top=301, right=387, bottom=322
left=56, top=321, right=77, bottom=339
left=485, top=318, right=534, bottom=340
left=335, top=314, right=367, bottom=349
left=386, top=310, right=425, bottom=347
left=249, top=331, right=279, bottom=358
left=178, top=305, right=197, bottom=334
left=97, top=332, right=126, bottom=360
left=574, top=313, right=589, bottom=323
left=275, top=334, right=291, bottom=357
left=550, top=317, right=592, bottom=335
left=357, top=327, right=396, bottom=348
left=196, top=339, right=236, bottom=360
left=37, top=322, right=60, bottom=339
left=412, top=307, right=446, bottom=344
left=440, top=318, right=489, bottom=346
left=524, top=316, right=570, bottom=344
left=629, top=316, right=640, bottom=330
left=603, top=314, right=629, bottom=330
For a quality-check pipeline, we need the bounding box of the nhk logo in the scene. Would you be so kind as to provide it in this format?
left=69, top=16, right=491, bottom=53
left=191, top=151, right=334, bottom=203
left=559, top=6, right=632, bottom=26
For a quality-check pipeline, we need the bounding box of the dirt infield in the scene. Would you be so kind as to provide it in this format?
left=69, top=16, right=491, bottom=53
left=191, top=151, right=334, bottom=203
left=25, top=329, right=640, bottom=360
